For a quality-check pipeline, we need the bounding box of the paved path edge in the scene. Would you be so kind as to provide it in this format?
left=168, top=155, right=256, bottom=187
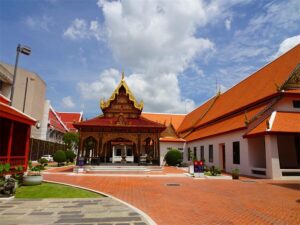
left=44, top=179, right=157, bottom=225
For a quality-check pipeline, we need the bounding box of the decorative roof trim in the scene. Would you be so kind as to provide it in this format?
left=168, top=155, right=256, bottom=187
left=267, top=111, right=277, bottom=131
left=281, top=63, right=300, bottom=90
left=100, top=74, right=143, bottom=111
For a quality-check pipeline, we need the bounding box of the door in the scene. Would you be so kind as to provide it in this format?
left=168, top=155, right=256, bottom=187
left=219, top=144, right=226, bottom=171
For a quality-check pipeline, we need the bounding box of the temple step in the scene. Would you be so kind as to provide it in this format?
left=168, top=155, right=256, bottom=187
left=83, top=165, right=162, bottom=172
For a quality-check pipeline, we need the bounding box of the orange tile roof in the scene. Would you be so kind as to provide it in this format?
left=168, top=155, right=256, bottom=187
left=245, top=111, right=300, bottom=137
left=245, top=116, right=270, bottom=137
left=179, top=44, right=300, bottom=134
left=271, top=112, right=300, bottom=133
left=185, top=103, right=268, bottom=142
left=284, top=89, right=300, bottom=94
left=142, top=112, right=186, bottom=130
left=160, top=137, right=186, bottom=142
left=177, top=97, right=217, bottom=132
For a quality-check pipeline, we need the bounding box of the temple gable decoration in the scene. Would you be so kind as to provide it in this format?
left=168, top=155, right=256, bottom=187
left=281, top=63, right=300, bottom=90
left=100, top=73, right=144, bottom=116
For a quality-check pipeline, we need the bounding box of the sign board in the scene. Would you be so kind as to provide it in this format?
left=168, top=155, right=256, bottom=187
left=194, top=160, right=204, bottom=173
left=78, top=157, right=85, bottom=167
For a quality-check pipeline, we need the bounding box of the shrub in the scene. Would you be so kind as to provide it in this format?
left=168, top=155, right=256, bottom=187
left=164, top=149, right=182, bottom=166
left=210, top=166, right=221, bottom=176
left=65, top=150, right=76, bottom=163
left=53, top=150, right=66, bottom=166
left=38, top=158, right=48, bottom=165
left=179, top=162, right=189, bottom=167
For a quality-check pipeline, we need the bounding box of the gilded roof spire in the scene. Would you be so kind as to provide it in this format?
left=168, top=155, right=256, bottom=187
left=122, top=71, right=125, bottom=80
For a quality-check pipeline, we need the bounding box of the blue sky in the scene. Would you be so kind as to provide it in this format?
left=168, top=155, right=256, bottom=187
left=0, top=0, right=299, bottom=118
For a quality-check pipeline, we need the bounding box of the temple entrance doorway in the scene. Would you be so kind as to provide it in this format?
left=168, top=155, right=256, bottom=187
left=103, top=138, right=137, bottom=164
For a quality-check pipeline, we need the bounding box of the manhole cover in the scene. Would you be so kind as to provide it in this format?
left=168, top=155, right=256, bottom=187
left=166, top=183, right=181, bottom=186
left=240, top=180, right=256, bottom=183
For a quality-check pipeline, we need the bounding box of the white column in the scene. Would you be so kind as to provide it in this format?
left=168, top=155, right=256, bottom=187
left=112, top=146, right=115, bottom=163
left=265, top=135, right=281, bottom=179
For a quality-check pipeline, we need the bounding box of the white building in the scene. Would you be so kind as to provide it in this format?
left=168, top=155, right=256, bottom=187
left=146, top=44, right=300, bottom=180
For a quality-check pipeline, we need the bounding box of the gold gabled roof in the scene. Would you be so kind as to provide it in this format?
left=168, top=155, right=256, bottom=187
left=100, top=72, right=144, bottom=111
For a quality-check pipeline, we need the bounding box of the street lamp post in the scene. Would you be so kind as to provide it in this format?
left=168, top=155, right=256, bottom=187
left=10, top=44, right=31, bottom=106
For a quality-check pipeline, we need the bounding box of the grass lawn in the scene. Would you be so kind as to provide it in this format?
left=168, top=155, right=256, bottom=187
left=15, top=182, right=103, bottom=198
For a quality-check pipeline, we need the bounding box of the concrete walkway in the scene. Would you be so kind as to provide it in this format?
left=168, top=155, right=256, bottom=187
left=0, top=198, right=150, bottom=225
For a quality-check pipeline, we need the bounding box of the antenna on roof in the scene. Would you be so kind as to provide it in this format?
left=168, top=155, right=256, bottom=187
left=215, top=77, right=221, bottom=95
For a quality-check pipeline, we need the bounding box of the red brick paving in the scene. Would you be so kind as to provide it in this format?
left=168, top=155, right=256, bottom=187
left=43, top=169, right=300, bottom=225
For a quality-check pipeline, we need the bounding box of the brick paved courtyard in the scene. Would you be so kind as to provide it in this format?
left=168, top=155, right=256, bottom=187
left=43, top=168, right=300, bottom=225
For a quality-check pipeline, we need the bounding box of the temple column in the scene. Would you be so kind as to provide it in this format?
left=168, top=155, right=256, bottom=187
left=98, top=135, right=102, bottom=158
left=157, top=134, right=161, bottom=166
left=138, top=134, right=141, bottom=163
left=24, top=125, right=31, bottom=168
left=7, top=121, right=14, bottom=164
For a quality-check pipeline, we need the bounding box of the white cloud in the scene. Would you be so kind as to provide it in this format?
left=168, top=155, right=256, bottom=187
left=25, top=15, right=52, bottom=31
left=78, top=68, right=120, bottom=100
left=61, top=96, right=75, bottom=109
left=76, top=0, right=251, bottom=113
left=273, top=35, right=300, bottom=58
left=225, top=18, right=231, bottom=30
left=63, top=19, right=103, bottom=40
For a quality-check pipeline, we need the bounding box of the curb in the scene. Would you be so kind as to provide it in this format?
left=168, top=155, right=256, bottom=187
left=44, top=179, right=156, bottom=225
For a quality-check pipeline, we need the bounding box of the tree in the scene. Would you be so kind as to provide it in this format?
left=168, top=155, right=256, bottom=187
left=53, top=150, right=66, bottom=166
left=65, top=150, right=76, bottom=163
left=63, top=132, right=79, bottom=151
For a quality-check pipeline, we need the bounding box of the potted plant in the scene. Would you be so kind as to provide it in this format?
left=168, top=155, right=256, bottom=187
left=0, top=163, right=16, bottom=197
left=23, top=161, right=43, bottom=186
left=232, top=168, right=240, bottom=179
left=12, top=165, right=24, bottom=188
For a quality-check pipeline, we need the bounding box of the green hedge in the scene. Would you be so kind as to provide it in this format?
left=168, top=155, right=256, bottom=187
left=164, top=149, right=182, bottom=166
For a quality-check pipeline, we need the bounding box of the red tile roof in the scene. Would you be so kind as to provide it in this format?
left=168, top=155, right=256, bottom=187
left=142, top=113, right=186, bottom=130
left=74, top=115, right=166, bottom=129
left=179, top=44, right=300, bottom=134
left=48, top=106, right=68, bottom=133
left=57, top=112, right=82, bottom=132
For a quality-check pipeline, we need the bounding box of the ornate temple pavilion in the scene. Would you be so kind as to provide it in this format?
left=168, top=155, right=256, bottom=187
left=74, top=74, right=166, bottom=165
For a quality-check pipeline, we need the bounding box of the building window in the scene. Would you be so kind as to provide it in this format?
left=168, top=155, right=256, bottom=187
left=209, top=145, right=213, bottom=162
left=188, top=147, right=191, bottom=161
left=116, top=148, right=122, bottom=156
left=293, top=100, right=300, bottom=108
left=193, top=147, right=197, bottom=160
left=233, top=141, right=240, bottom=164
left=200, top=146, right=204, bottom=161
left=127, top=148, right=133, bottom=156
